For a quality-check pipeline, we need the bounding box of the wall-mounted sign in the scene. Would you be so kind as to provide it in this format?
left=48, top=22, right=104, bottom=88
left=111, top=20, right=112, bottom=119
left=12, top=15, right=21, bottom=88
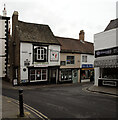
left=24, top=59, right=30, bottom=66
left=82, top=64, right=93, bottom=68
left=50, top=50, right=59, bottom=61
left=95, top=46, right=118, bottom=58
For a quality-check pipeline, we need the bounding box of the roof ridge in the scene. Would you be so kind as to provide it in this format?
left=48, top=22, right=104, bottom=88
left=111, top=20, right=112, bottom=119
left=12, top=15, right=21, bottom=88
left=55, top=36, right=93, bottom=44
left=18, top=20, right=49, bottom=27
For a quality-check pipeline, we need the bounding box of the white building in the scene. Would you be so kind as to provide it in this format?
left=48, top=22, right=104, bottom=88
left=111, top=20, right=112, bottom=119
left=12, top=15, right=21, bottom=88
left=80, top=54, right=94, bottom=82
left=9, top=11, right=61, bottom=84
left=0, top=5, right=10, bottom=78
left=94, top=18, right=118, bottom=87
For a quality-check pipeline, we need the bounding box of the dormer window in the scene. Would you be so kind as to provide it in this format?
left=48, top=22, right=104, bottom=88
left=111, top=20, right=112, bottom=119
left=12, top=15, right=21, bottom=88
left=34, top=46, right=48, bottom=62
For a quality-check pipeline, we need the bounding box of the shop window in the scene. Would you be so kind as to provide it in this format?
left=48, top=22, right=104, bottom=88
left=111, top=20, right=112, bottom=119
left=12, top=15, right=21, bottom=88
left=67, top=56, right=74, bottom=64
left=61, top=61, right=66, bottom=66
left=81, top=70, right=91, bottom=80
left=61, top=69, right=72, bottom=81
left=34, top=46, right=47, bottom=62
left=82, top=56, right=87, bottom=62
left=30, top=69, right=47, bottom=82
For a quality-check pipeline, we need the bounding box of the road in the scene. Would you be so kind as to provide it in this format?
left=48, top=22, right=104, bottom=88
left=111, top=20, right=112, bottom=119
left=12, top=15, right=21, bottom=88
left=2, top=82, right=117, bottom=119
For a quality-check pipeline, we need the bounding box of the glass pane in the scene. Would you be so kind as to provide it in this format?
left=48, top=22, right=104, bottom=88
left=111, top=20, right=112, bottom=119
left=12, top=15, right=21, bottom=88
left=30, top=69, right=35, bottom=74
left=30, top=75, right=35, bottom=81
left=42, top=69, right=46, bottom=74
left=36, top=75, right=41, bottom=80
left=37, top=69, right=41, bottom=74
left=42, top=75, right=46, bottom=80
left=41, top=55, right=44, bottom=59
left=41, top=49, right=44, bottom=54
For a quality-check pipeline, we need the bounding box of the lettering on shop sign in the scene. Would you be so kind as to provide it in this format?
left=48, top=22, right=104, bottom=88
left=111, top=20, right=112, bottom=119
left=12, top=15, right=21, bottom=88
left=95, top=46, right=118, bottom=58
left=82, top=64, right=93, bottom=68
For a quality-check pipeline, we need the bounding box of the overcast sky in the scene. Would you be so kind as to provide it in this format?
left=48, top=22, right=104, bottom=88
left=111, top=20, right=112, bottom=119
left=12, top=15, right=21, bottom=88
left=0, top=0, right=117, bottom=43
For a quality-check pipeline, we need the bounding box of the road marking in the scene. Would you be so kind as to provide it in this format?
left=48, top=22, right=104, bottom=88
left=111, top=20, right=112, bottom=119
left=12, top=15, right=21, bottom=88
left=23, top=103, right=49, bottom=119
left=3, top=96, right=50, bottom=120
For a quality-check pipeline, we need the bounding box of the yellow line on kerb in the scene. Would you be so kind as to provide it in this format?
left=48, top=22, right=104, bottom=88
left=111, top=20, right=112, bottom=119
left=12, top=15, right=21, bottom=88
left=4, top=96, right=49, bottom=120
left=23, top=105, right=44, bottom=120
left=23, top=103, right=49, bottom=119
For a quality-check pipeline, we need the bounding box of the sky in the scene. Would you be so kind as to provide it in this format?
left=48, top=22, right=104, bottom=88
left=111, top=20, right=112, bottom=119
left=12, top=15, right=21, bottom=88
left=0, top=0, right=117, bottom=43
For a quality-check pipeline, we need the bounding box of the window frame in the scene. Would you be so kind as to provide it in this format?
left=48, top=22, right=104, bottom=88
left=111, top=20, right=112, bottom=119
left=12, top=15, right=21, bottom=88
left=61, top=69, right=72, bottom=81
left=33, top=45, right=48, bottom=62
left=30, top=68, right=48, bottom=82
left=66, top=56, right=75, bottom=64
left=82, top=55, right=87, bottom=62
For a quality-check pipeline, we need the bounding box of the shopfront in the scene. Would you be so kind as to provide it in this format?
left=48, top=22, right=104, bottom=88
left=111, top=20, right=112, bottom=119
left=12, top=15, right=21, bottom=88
left=80, top=64, right=94, bottom=82
left=94, top=55, right=118, bottom=86
left=28, top=66, right=60, bottom=84
left=60, top=69, right=78, bottom=83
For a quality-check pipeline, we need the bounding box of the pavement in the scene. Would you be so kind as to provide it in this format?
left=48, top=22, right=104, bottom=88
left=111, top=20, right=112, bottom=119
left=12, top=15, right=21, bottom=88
left=87, top=83, right=118, bottom=97
left=2, top=80, right=118, bottom=119
left=2, top=96, right=36, bottom=119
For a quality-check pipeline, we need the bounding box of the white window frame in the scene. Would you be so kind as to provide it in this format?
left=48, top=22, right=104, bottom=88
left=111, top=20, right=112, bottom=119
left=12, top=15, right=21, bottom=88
left=30, top=69, right=48, bottom=82
left=37, top=47, right=45, bottom=60
left=82, top=56, right=87, bottom=62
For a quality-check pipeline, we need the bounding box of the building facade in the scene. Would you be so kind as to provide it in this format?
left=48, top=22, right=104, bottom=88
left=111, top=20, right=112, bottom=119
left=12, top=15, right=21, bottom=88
left=80, top=54, right=94, bottom=82
left=56, top=30, right=94, bottom=83
left=9, top=11, right=61, bottom=85
left=0, top=7, right=10, bottom=78
left=94, top=18, right=118, bottom=86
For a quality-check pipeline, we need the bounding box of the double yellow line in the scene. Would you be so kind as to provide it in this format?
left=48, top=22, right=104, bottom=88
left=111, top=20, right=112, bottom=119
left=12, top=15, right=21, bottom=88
left=4, top=96, right=50, bottom=120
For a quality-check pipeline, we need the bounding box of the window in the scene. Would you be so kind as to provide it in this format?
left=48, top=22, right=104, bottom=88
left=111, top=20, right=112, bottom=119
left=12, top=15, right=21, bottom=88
left=82, top=56, right=87, bottom=62
left=30, top=69, right=47, bottom=82
left=34, top=46, right=47, bottom=62
left=61, top=69, right=72, bottom=81
left=67, top=56, right=74, bottom=64
left=60, top=61, right=66, bottom=66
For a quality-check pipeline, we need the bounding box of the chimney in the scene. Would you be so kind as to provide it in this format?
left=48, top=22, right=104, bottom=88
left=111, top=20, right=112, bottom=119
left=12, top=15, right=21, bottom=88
left=12, top=11, right=18, bottom=37
left=79, top=30, right=85, bottom=41
left=3, top=4, right=7, bottom=16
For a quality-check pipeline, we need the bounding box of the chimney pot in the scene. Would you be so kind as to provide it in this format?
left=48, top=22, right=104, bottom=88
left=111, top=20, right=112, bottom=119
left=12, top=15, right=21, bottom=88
left=79, top=30, right=85, bottom=41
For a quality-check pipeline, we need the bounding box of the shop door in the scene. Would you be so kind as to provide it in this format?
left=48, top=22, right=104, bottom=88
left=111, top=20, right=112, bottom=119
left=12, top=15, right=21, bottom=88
left=72, top=69, right=78, bottom=83
left=50, top=69, right=57, bottom=84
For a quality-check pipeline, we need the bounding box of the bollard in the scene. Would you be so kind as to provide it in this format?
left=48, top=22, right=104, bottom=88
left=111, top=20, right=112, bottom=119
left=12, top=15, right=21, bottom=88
left=19, top=89, right=24, bottom=117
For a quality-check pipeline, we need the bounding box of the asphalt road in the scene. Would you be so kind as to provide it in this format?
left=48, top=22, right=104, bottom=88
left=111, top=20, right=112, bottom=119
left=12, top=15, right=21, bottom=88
left=2, top=82, right=118, bottom=119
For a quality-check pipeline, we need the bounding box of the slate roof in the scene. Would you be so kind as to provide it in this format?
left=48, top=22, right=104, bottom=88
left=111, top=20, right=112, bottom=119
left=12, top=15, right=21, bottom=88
left=17, top=20, right=60, bottom=45
left=56, top=36, right=94, bottom=54
left=104, top=18, right=118, bottom=31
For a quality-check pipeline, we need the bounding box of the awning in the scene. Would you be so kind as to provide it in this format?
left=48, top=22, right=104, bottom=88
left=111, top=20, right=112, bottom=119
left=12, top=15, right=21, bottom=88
left=94, top=55, right=118, bottom=68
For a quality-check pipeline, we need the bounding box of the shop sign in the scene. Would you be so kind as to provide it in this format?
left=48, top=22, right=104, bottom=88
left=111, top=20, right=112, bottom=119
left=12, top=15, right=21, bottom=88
left=95, top=46, right=118, bottom=58
left=34, top=64, right=48, bottom=67
left=82, top=64, right=93, bottom=68
left=50, top=50, right=59, bottom=61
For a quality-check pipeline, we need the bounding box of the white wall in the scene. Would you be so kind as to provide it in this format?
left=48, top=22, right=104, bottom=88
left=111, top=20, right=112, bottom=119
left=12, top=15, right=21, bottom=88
left=94, top=67, right=100, bottom=86
left=94, top=28, right=117, bottom=51
left=80, top=54, right=94, bottom=68
left=20, top=43, right=33, bottom=81
left=20, top=43, right=60, bottom=81
left=0, top=20, right=6, bottom=77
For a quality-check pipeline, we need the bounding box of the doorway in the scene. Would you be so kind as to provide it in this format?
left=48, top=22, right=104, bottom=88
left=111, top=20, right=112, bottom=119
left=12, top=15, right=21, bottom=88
left=49, top=69, right=58, bottom=84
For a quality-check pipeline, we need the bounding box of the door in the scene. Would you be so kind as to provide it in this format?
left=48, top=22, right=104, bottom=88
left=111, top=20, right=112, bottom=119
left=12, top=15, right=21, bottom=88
left=72, top=69, right=78, bottom=83
left=50, top=69, right=57, bottom=84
